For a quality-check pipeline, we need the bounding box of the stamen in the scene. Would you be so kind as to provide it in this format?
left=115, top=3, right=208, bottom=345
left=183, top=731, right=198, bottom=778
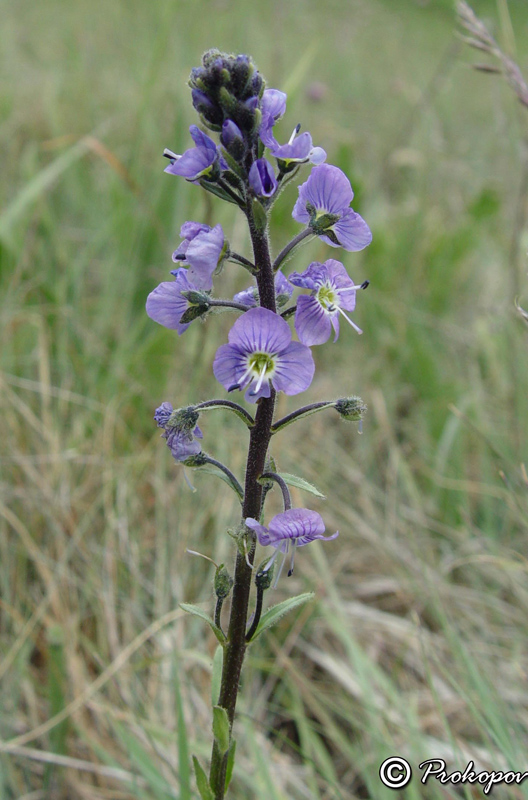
left=272, top=546, right=288, bottom=589
left=182, top=467, right=197, bottom=492
left=243, top=538, right=254, bottom=569
left=252, top=362, right=268, bottom=394
left=263, top=547, right=280, bottom=573
left=236, top=361, right=256, bottom=390
left=163, top=148, right=180, bottom=161
left=287, top=541, right=297, bottom=577
left=336, top=305, right=362, bottom=334
left=338, top=284, right=362, bottom=293
left=288, top=123, right=301, bottom=144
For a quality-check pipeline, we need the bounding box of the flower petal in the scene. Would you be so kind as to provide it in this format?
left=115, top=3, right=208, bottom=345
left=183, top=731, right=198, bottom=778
left=146, top=281, right=189, bottom=334
left=324, top=208, right=372, bottom=251
left=228, top=307, right=292, bottom=355
left=267, top=508, right=325, bottom=545
left=212, top=344, right=247, bottom=391
left=246, top=518, right=274, bottom=547
left=272, top=340, right=315, bottom=394
left=293, top=164, right=354, bottom=220
left=294, top=295, right=332, bottom=346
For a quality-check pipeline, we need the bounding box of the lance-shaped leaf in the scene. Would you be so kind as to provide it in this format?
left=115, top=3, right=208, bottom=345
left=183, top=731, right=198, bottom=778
left=212, top=706, right=230, bottom=756
left=225, top=740, right=237, bottom=792
left=249, top=592, right=315, bottom=641
left=180, top=603, right=226, bottom=644
left=211, top=645, right=223, bottom=706
left=279, top=472, right=325, bottom=499
left=193, top=756, right=214, bottom=800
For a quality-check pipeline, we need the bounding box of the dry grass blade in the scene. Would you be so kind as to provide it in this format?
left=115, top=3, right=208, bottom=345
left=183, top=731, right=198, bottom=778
left=457, top=0, right=528, bottom=109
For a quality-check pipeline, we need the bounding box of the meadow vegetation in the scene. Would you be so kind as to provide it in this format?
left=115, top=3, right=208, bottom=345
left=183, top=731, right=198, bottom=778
left=1, top=0, right=528, bottom=797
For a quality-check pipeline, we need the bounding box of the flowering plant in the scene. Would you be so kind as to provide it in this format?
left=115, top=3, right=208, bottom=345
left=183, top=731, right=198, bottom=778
left=147, top=50, right=370, bottom=799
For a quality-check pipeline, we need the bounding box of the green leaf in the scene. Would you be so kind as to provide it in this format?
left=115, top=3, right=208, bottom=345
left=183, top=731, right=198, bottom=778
left=193, top=756, right=214, bottom=800
left=212, top=706, right=230, bottom=756
left=251, top=198, right=268, bottom=232
left=211, top=645, right=223, bottom=706
left=249, top=592, right=315, bottom=641
left=225, top=739, right=237, bottom=792
left=180, top=603, right=226, bottom=644
left=279, top=472, right=325, bottom=499
left=200, top=180, right=240, bottom=206
left=195, top=465, right=244, bottom=500
left=174, top=658, right=191, bottom=799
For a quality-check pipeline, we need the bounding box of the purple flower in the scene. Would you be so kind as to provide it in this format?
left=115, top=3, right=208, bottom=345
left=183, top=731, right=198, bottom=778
left=259, top=89, right=287, bottom=148
left=246, top=508, right=338, bottom=579
left=164, top=125, right=222, bottom=182
left=213, top=307, right=315, bottom=403
left=154, top=401, right=174, bottom=428
left=292, top=164, right=372, bottom=251
left=153, top=402, right=203, bottom=462
left=171, top=223, right=226, bottom=290
left=146, top=269, right=206, bottom=335
left=165, top=426, right=203, bottom=461
left=233, top=271, right=293, bottom=308
left=249, top=158, right=277, bottom=198
left=289, top=259, right=364, bottom=345
left=270, top=126, right=326, bottom=168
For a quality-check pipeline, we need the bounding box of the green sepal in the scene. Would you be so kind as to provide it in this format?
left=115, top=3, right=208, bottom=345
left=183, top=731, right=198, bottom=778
left=193, top=755, right=214, bottom=800
left=278, top=472, right=325, bottom=499
left=220, top=148, right=246, bottom=180
left=310, top=211, right=340, bottom=232
left=181, top=289, right=210, bottom=305
left=248, top=592, right=315, bottom=641
left=225, top=739, right=237, bottom=792
left=180, top=603, right=226, bottom=644
left=211, top=645, right=223, bottom=705
left=179, top=304, right=209, bottom=324
left=318, top=227, right=340, bottom=245
left=251, top=198, right=268, bottom=233
left=212, top=706, right=230, bottom=756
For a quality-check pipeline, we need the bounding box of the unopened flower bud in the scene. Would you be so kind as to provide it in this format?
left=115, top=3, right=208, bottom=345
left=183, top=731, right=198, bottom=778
left=214, top=564, right=234, bottom=599
left=255, top=559, right=274, bottom=591
left=182, top=452, right=208, bottom=468
left=167, top=406, right=200, bottom=433
left=334, top=397, right=367, bottom=422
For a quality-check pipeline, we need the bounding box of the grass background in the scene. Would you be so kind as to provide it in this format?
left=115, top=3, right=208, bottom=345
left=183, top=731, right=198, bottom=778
left=2, top=0, right=528, bottom=797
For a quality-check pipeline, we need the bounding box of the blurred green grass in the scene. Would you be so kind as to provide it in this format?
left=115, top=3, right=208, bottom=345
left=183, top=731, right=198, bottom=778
left=2, top=0, right=528, bottom=797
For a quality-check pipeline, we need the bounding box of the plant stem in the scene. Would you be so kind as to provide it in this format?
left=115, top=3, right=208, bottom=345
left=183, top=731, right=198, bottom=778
left=194, top=399, right=255, bottom=428
left=207, top=298, right=250, bottom=312
left=259, top=471, right=292, bottom=511
left=209, top=205, right=276, bottom=799
left=272, top=228, right=313, bottom=272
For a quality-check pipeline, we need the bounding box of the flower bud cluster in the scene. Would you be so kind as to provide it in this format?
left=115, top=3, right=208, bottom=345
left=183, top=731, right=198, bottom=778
left=190, top=50, right=264, bottom=152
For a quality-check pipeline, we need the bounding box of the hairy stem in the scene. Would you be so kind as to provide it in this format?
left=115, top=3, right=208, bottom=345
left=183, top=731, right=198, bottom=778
left=272, top=228, right=313, bottom=272
left=209, top=205, right=276, bottom=799
left=260, top=471, right=292, bottom=511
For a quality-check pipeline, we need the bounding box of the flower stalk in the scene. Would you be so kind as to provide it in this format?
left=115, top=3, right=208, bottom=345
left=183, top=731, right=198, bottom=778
left=146, top=49, right=372, bottom=799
